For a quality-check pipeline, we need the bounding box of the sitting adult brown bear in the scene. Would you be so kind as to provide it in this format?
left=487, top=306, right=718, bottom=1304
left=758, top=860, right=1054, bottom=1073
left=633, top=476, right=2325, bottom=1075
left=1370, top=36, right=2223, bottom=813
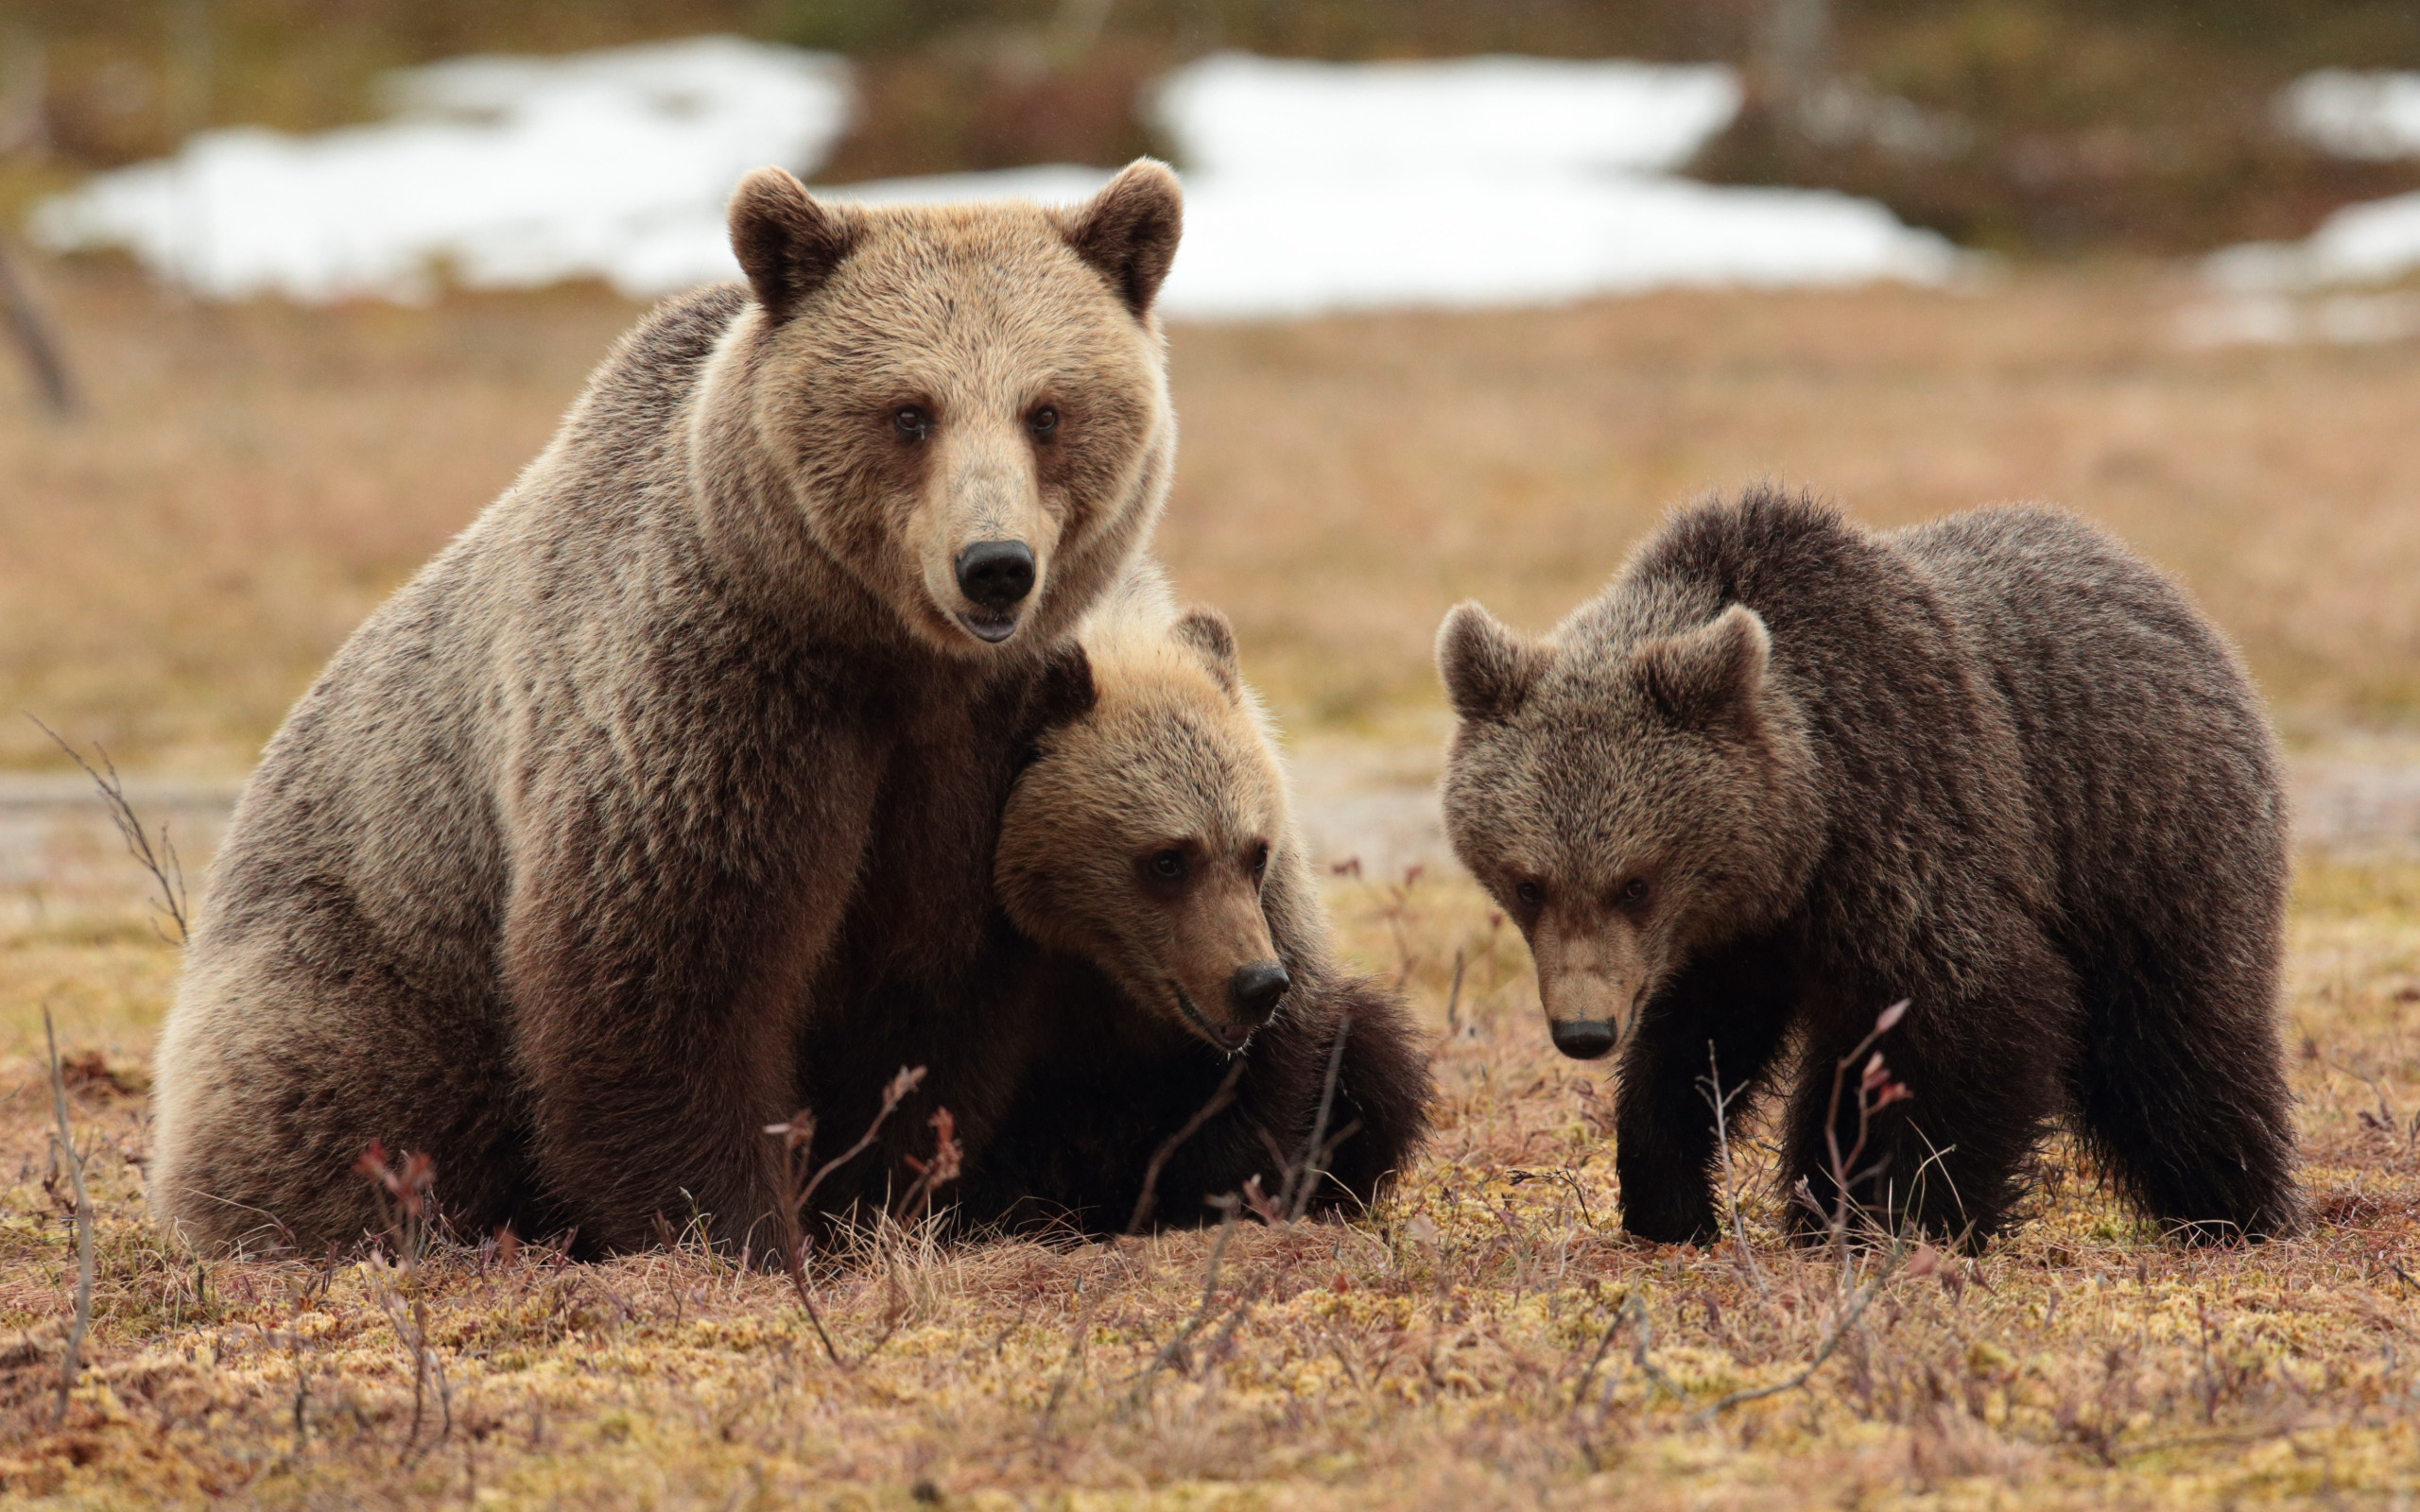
left=150, top=161, right=1186, bottom=1256
left=792, top=587, right=1431, bottom=1235
left=1436, top=488, right=2297, bottom=1245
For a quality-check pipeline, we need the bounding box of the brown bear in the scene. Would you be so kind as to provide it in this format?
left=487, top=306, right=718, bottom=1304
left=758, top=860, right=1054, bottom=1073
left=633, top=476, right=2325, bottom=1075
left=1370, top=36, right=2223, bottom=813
left=792, top=582, right=1432, bottom=1236
left=1436, top=488, right=2297, bottom=1245
left=151, top=161, right=1185, bottom=1257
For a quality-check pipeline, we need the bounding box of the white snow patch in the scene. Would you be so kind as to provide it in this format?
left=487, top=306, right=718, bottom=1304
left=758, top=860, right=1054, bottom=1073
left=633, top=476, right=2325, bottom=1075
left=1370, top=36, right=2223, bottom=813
left=31, top=42, right=1961, bottom=316
left=807, top=164, right=1958, bottom=318
left=1149, top=51, right=1741, bottom=177
left=2206, top=70, right=2420, bottom=295
left=2204, top=190, right=2420, bottom=293
left=2281, top=69, right=2420, bottom=161
left=1160, top=172, right=1956, bottom=318
left=29, top=35, right=851, bottom=302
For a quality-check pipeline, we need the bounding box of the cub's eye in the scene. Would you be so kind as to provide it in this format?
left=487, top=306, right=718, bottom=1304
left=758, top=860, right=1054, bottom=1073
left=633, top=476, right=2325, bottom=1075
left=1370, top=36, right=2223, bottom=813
left=1513, top=880, right=1545, bottom=910
left=1250, top=843, right=1270, bottom=878
left=1619, top=878, right=1651, bottom=905
left=891, top=405, right=932, bottom=440
left=1149, top=849, right=1187, bottom=882
left=1028, top=404, right=1059, bottom=439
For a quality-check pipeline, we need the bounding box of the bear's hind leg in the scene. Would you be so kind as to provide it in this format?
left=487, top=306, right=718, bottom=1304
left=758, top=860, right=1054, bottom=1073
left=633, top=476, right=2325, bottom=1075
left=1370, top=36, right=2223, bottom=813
left=2068, top=940, right=2298, bottom=1241
left=1782, top=945, right=2075, bottom=1246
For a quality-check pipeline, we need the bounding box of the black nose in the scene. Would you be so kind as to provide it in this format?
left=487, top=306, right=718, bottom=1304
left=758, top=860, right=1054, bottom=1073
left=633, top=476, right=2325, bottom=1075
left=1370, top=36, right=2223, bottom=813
left=1550, top=1020, right=1617, bottom=1060
left=1227, top=960, right=1290, bottom=1022
left=954, top=540, right=1036, bottom=611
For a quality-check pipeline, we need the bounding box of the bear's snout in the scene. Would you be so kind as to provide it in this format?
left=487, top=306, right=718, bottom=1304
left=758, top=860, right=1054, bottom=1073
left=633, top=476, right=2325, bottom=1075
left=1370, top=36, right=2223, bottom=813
left=1227, top=960, right=1290, bottom=1022
left=955, top=539, right=1036, bottom=621
left=1549, top=1020, right=1617, bottom=1060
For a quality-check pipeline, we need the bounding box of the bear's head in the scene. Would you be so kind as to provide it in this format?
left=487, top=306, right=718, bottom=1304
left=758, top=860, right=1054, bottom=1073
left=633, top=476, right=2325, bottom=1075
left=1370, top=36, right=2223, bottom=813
left=996, top=603, right=1298, bottom=1054
left=1436, top=598, right=1825, bottom=1061
left=714, top=160, right=1183, bottom=658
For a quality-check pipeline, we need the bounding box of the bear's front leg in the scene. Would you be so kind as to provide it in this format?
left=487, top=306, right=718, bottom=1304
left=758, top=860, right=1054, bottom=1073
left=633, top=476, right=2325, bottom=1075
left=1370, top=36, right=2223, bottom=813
left=505, top=752, right=880, bottom=1258
left=1613, top=943, right=1797, bottom=1245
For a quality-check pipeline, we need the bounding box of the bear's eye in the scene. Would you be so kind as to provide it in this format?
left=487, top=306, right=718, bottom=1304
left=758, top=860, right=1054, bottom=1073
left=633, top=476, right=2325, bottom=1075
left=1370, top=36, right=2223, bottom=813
left=1513, top=880, right=1545, bottom=910
left=1149, top=849, right=1187, bottom=883
left=1250, top=843, right=1270, bottom=878
left=1028, top=405, right=1059, bottom=439
left=891, top=404, right=932, bottom=440
left=1618, top=878, right=1651, bottom=906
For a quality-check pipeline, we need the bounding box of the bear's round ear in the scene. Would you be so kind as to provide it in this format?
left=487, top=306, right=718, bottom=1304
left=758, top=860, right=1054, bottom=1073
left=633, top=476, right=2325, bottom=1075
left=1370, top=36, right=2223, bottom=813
left=1632, top=604, right=1771, bottom=730
left=1024, top=643, right=1098, bottom=734
left=1171, top=607, right=1241, bottom=701
left=1059, top=159, right=1184, bottom=319
left=1437, top=601, right=1547, bottom=724
left=728, top=166, right=859, bottom=323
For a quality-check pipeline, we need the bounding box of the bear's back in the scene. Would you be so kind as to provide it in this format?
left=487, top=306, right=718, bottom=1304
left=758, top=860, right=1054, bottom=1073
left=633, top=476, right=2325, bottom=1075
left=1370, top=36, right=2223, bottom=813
left=1887, top=506, right=2287, bottom=941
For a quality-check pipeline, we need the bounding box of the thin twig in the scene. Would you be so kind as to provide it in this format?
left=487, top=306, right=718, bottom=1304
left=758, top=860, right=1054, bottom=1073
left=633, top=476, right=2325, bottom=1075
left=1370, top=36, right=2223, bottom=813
left=43, top=1008, right=94, bottom=1431
left=1701, top=1043, right=1770, bottom=1300
left=1126, top=1195, right=1253, bottom=1411
left=1286, top=1012, right=1353, bottom=1221
left=1689, top=1237, right=1917, bottom=1422
left=765, top=1065, right=925, bottom=1368
left=27, top=715, right=188, bottom=943
left=1627, top=1293, right=1682, bottom=1402
left=1126, top=1059, right=1247, bottom=1236
left=1568, top=1295, right=1632, bottom=1408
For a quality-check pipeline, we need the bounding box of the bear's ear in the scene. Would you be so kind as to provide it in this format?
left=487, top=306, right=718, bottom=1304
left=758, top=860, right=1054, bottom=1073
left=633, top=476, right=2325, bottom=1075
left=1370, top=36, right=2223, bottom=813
left=1171, top=608, right=1241, bottom=700
left=1437, top=601, right=1547, bottom=724
left=1632, top=604, right=1771, bottom=731
left=1025, top=643, right=1098, bottom=734
left=1059, top=159, right=1184, bottom=318
left=728, top=166, right=859, bottom=323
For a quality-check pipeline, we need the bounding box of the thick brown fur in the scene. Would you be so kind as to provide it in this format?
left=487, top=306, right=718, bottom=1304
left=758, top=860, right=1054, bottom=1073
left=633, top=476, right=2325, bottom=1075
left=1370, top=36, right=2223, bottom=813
left=151, top=162, right=1186, bottom=1257
left=1438, top=488, right=2297, bottom=1246
left=796, top=583, right=1432, bottom=1235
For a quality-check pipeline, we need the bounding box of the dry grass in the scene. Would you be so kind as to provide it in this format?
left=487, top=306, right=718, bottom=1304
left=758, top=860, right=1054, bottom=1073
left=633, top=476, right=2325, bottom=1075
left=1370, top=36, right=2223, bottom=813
left=0, top=857, right=2417, bottom=1507
left=7, top=262, right=2420, bottom=772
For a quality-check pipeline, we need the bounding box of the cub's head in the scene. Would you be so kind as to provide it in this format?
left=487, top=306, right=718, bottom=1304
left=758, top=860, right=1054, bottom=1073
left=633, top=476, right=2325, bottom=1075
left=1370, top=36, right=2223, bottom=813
left=1436, top=598, right=1824, bottom=1061
left=720, top=160, right=1182, bottom=656
left=997, top=605, right=1295, bottom=1054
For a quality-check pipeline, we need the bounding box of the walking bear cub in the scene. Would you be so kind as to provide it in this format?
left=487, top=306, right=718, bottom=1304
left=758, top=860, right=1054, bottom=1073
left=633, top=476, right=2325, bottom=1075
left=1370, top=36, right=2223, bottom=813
left=795, top=589, right=1431, bottom=1234
left=1437, top=488, right=2297, bottom=1245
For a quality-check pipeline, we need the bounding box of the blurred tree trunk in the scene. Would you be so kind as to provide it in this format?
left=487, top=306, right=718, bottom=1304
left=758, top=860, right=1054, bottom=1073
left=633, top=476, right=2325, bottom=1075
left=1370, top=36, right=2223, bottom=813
left=1760, top=0, right=1830, bottom=133
left=0, top=236, right=78, bottom=416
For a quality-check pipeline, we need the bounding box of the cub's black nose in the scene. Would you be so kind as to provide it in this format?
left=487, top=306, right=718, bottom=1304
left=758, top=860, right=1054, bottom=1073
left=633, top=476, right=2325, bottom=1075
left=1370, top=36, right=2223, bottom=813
left=1550, top=1020, right=1617, bottom=1060
left=1227, top=960, right=1291, bottom=1022
left=955, top=540, right=1036, bottom=610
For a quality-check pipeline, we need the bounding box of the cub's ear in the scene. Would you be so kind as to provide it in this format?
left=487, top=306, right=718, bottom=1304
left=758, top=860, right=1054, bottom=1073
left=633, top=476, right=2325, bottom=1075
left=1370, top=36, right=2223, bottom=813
left=1171, top=607, right=1241, bottom=700
left=1025, top=644, right=1098, bottom=733
left=1437, top=601, right=1547, bottom=724
left=728, top=166, right=859, bottom=323
left=1060, top=159, right=1184, bottom=318
left=1632, top=604, right=1771, bottom=730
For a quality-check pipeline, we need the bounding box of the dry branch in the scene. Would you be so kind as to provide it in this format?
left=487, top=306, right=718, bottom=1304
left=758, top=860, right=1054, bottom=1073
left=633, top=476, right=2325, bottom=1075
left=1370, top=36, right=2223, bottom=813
left=43, top=1007, right=95, bottom=1431
left=27, top=715, right=190, bottom=944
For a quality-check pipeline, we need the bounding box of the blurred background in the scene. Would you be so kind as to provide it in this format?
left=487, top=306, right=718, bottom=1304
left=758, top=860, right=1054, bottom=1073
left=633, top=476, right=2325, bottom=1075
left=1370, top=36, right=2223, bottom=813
left=4, top=0, right=2420, bottom=885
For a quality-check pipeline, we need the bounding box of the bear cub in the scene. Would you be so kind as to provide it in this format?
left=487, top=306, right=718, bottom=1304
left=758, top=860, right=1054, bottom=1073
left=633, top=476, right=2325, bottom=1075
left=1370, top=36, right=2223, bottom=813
left=1437, top=488, right=2297, bottom=1245
left=795, top=587, right=1431, bottom=1235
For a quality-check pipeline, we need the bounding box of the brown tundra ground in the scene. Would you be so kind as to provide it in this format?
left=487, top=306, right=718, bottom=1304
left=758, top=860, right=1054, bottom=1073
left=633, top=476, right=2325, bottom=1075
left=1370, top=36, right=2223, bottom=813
left=2, top=264, right=2418, bottom=1507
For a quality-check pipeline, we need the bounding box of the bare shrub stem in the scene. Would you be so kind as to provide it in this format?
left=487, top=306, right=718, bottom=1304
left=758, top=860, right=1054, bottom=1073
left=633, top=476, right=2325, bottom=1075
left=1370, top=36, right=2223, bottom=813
left=1701, top=1044, right=1770, bottom=1301
left=27, top=715, right=189, bottom=943
left=43, top=1007, right=95, bottom=1431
